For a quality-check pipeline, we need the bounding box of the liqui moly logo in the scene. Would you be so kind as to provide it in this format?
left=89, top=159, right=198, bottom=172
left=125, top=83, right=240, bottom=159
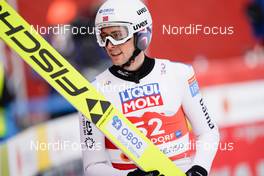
left=119, top=83, right=164, bottom=114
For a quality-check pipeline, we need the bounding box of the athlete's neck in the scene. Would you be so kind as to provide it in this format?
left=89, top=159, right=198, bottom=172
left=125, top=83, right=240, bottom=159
left=123, top=51, right=145, bottom=71
left=109, top=55, right=155, bottom=83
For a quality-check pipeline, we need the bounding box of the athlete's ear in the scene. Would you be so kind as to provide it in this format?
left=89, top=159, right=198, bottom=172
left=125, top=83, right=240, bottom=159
left=134, top=26, right=152, bottom=51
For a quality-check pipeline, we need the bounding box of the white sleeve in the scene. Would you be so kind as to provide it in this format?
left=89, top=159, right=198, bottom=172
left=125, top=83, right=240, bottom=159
left=181, top=65, right=220, bottom=173
left=79, top=113, right=132, bottom=176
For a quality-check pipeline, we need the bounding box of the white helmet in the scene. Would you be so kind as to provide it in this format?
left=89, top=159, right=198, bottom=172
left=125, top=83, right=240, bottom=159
left=95, top=0, right=152, bottom=51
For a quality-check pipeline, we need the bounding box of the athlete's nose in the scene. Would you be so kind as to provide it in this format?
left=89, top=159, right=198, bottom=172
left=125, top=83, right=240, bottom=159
left=106, top=39, right=115, bottom=49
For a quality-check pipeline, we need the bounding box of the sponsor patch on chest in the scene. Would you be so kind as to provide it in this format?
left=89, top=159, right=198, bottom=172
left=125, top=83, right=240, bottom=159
left=119, top=83, right=164, bottom=114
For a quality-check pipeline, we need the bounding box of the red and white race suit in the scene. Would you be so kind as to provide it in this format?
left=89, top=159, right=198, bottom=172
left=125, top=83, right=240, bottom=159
left=79, top=57, right=219, bottom=176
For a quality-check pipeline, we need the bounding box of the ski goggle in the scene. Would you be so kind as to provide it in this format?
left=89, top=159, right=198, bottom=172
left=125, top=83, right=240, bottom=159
left=96, top=23, right=134, bottom=47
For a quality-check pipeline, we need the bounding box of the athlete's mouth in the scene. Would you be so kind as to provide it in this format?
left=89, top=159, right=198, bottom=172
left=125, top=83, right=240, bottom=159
left=111, top=52, right=122, bottom=57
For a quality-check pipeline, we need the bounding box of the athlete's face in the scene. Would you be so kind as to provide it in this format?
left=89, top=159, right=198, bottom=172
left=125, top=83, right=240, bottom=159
left=101, top=26, right=135, bottom=66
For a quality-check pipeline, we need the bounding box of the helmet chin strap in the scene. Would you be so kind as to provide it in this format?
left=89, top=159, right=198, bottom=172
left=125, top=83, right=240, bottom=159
left=121, top=33, right=142, bottom=68
left=121, top=47, right=141, bottom=68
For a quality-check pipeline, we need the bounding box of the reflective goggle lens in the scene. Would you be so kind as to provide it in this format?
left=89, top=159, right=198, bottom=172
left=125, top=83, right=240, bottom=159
left=98, top=26, right=131, bottom=46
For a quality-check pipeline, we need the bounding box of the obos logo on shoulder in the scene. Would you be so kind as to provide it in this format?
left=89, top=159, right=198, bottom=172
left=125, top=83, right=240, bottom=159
left=119, top=83, right=164, bottom=114
left=107, top=116, right=147, bottom=158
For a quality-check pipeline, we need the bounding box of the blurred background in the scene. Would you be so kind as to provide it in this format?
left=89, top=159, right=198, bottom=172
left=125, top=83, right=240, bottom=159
left=0, top=0, right=264, bottom=175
